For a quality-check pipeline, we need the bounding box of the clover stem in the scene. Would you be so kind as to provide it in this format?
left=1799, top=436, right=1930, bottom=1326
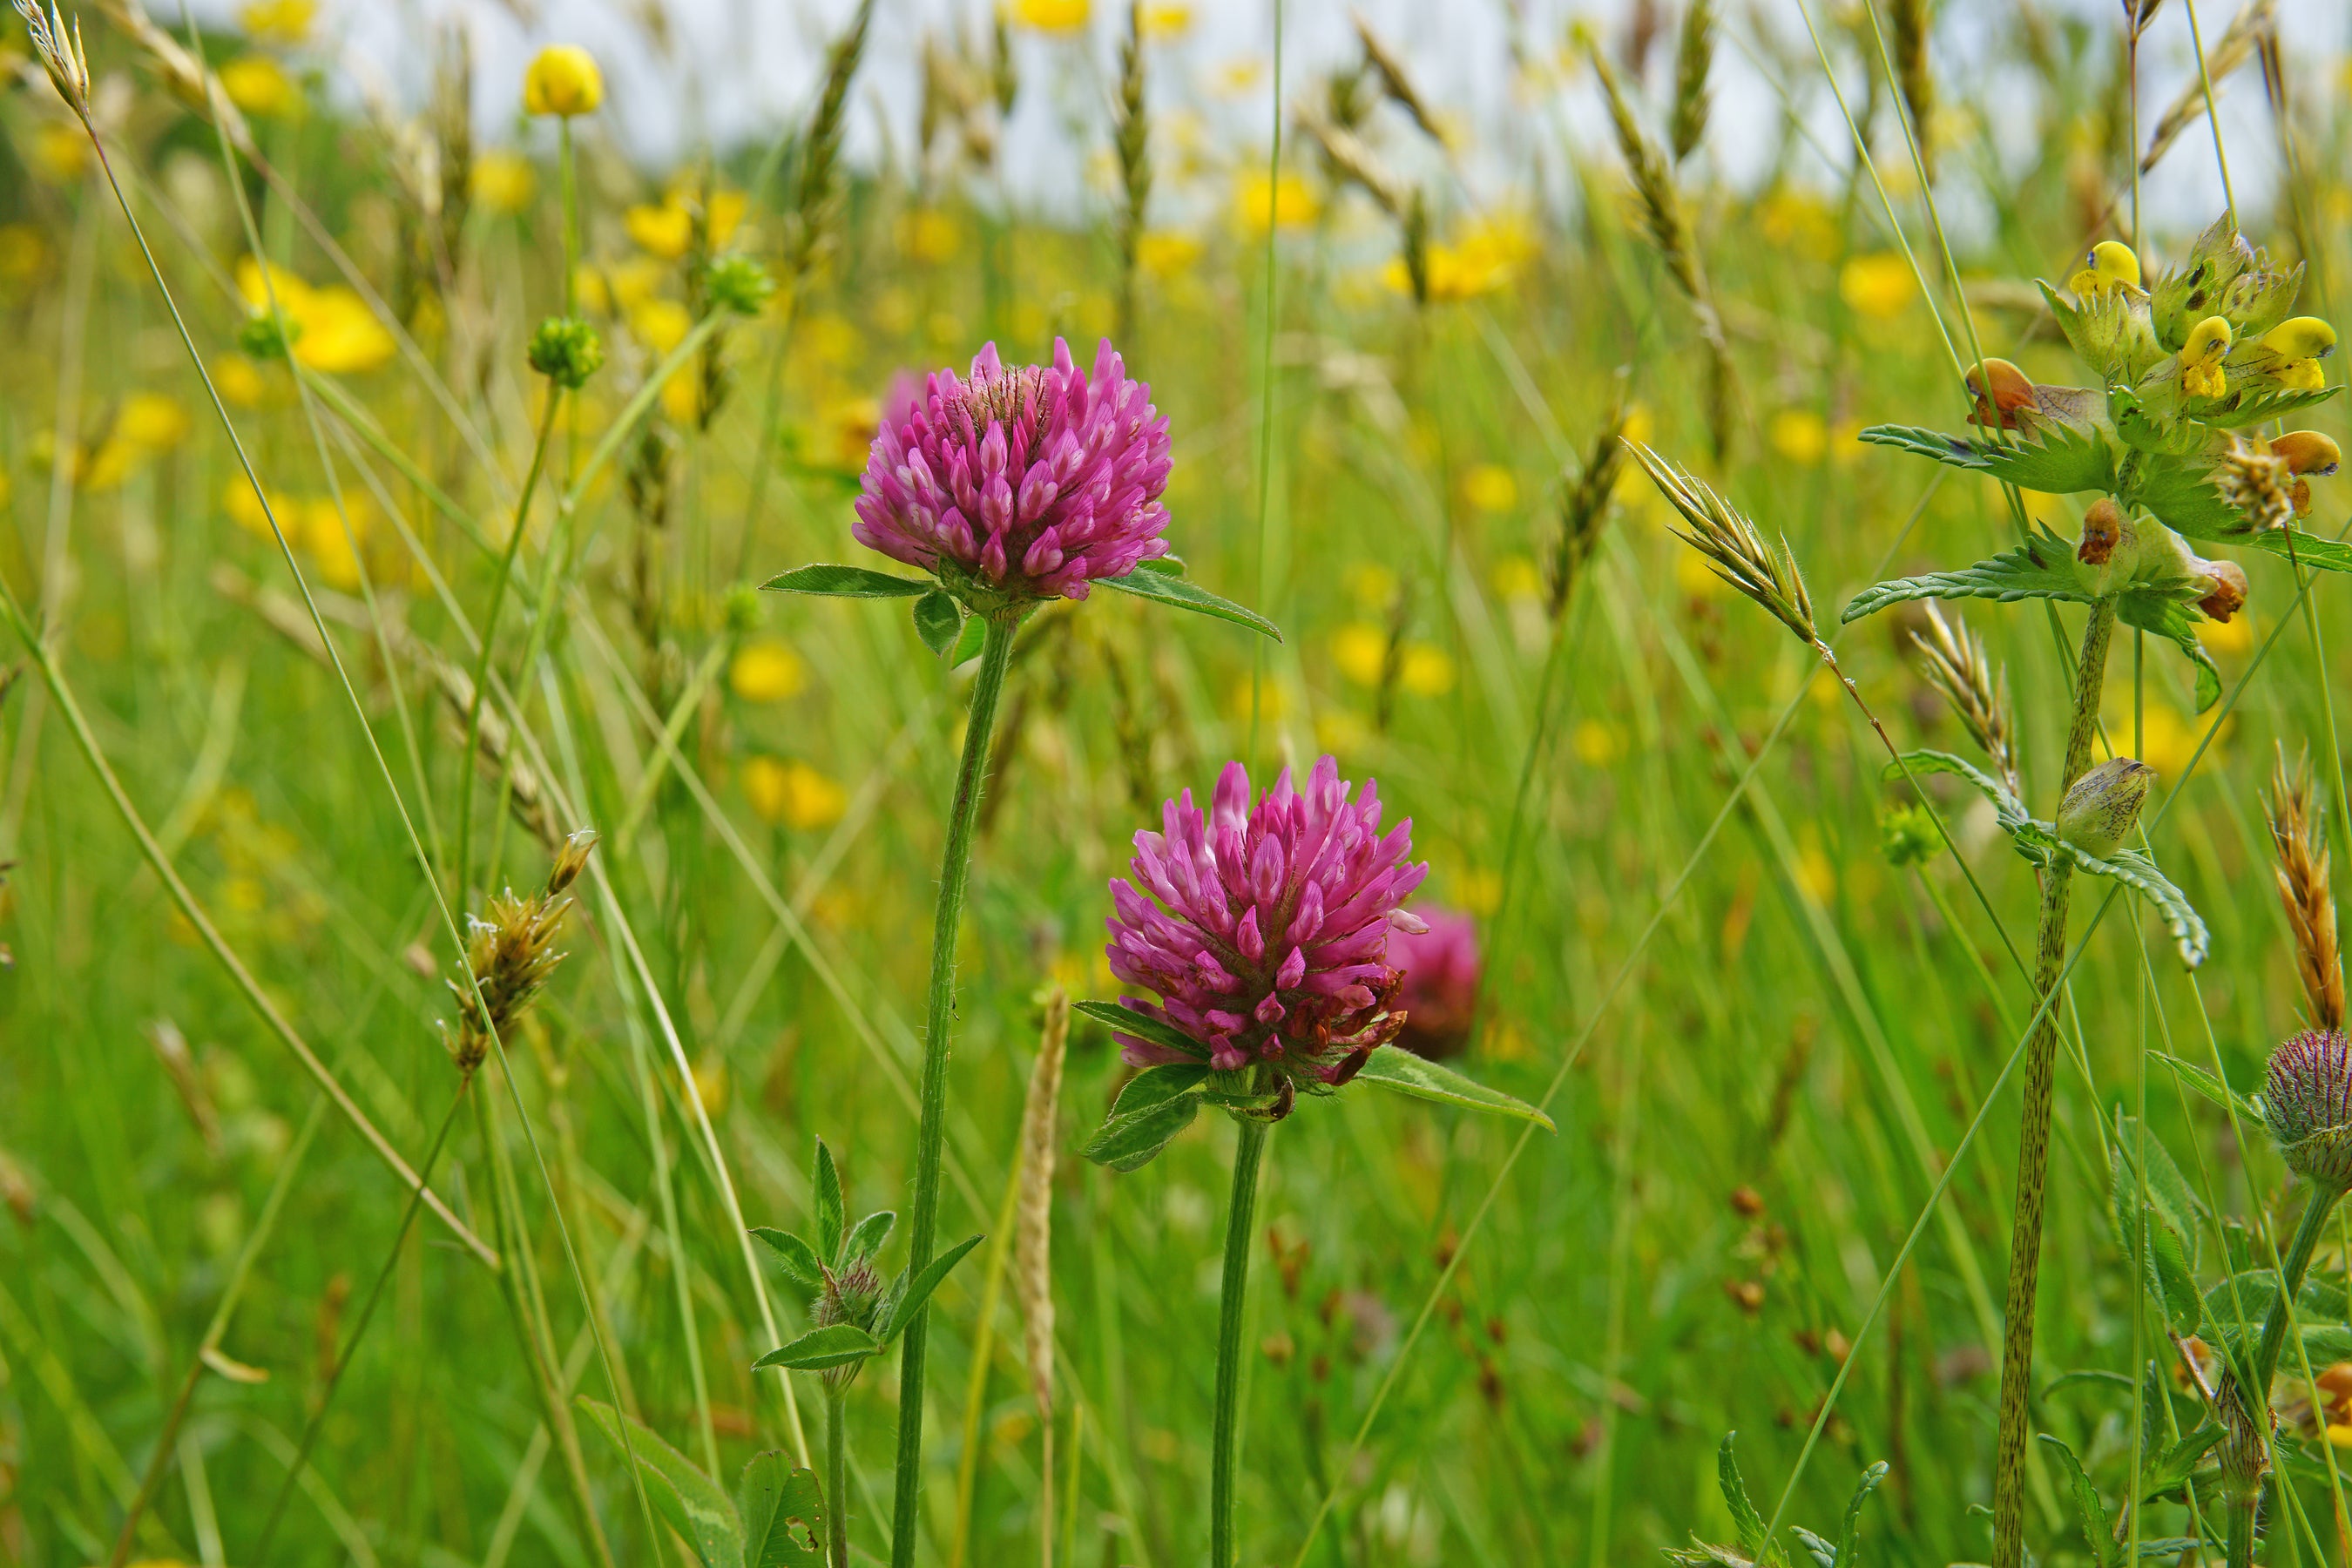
left=1991, top=596, right=2116, bottom=1568
left=1212, top=1116, right=1271, bottom=1568
left=889, top=611, right=1024, bottom=1566
left=828, top=1384, right=852, bottom=1568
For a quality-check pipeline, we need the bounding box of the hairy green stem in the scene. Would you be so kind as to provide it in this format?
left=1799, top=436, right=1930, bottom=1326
left=1212, top=1117, right=1271, bottom=1568
left=889, top=612, right=1023, bottom=1566
left=1991, top=597, right=2116, bottom=1568
left=2257, top=1186, right=2342, bottom=1394
left=828, top=1386, right=852, bottom=1568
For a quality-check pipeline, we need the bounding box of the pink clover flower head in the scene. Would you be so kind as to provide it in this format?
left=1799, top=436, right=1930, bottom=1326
left=1391, top=906, right=1480, bottom=1060
left=852, top=337, right=1173, bottom=604
left=1104, top=756, right=1428, bottom=1094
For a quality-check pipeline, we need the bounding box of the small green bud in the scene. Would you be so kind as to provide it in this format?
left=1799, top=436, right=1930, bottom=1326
left=239, top=314, right=301, bottom=361
left=2267, top=1029, right=2352, bottom=1192
left=528, top=315, right=605, bottom=389
left=1880, top=804, right=1941, bottom=867
left=704, top=255, right=775, bottom=317
left=2056, top=757, right=2154, bottom=858
left=723, top=582, right=764, bottom=635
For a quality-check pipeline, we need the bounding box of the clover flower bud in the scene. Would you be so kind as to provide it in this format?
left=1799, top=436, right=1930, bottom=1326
left=2265, top=1029, right=2352, bottom=1193
left=2180, top=315, right=2233, bottom=399
left=704, top=255, right=774, bottom=317
left=2198, top=558, right=2249, bottom=623
left=812, top=1255, right=885, bottom=1388
left=1390, top=907, right=1478, bottom=1060
left=239, top=313, right=301, bottom=362
left=2218, top=436, right=2295, bottom=533
left=2077, top=497, right=2126, bottom=566
left=2057, top=757, right=2153, bottom=858
left=524, top=44, right=604, bottom=118
left=527, top=316, right=605, bottom=389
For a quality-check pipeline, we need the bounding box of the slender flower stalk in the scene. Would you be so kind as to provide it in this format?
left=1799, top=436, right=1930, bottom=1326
left=1212, top=1115, right=1270, bottom=1568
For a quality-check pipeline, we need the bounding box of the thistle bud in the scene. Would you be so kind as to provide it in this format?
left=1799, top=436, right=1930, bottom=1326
left=2265, top=1029, right=2352, bottom=1192
left=524, top=44, right=604, bottom=118
left=704, top=255, right=775, bottom=317
left=2057, top=757, right=2153, bottom=858
left=527, top=316, right=605, bottom=389
left=2199, top=559, right=2249, bottom=623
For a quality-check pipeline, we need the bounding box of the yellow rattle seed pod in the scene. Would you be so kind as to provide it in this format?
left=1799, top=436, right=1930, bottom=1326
left=524, top=44, right=604, bottom=118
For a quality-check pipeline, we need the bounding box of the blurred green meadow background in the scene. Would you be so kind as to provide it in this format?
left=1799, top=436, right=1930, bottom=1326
left=4, top=0, right=2352, bottom=1564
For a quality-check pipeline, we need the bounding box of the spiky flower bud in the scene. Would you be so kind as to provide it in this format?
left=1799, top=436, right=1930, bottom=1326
left=2266, top=1029, right=2352, bottom=1192
left=548, top=828, right=598, bottom=894
left=2057, top=757, right=2153, bottom=858
left=524, top=44, right=603, bottom=118
left=443, top=833, right=596, bottom=1075
left=703, top=255, right=775, bottom=317
left=527, top=316, right=605, bottom=389
left=812, top=1256, right=885, bottom=1389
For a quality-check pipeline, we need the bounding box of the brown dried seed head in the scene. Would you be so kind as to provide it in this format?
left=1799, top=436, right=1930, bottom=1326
left=2198, top=559, right=2249, bottom=623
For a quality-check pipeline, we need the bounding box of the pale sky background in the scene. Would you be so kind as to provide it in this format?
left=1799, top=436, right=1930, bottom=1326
left=188, top=0, right=2349, bottom=247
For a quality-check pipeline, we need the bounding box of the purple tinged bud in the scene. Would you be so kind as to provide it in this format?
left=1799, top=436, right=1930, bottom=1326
left=2268, top=1028, right=2352, bottom=1191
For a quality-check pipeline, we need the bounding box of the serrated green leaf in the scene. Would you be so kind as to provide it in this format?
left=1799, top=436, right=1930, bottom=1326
left=1352, top=1049, right=1557, bottom=1130
left=2195, top=384, right=2341, bottom=429
left=1855, top=422, right=2112, bottom=493
left=882, top=1233, right=985, bottom=1342
left=752, top=1323, right=879, bottom=1372
left=1882, top=750, right=2036, bottom=838
left=748, top=1227, right=825, bottom=1294
left=1072, top=999, right=1212, bottom=1062
left=2199, top=1269, right=2348, bottom=1328
left=1835, top=1461, right=1889, bottom=1567
left=737, top=1452, right=825, bottom=1567
left=2140, top=1423, right=2224, bottom=1501
left=2038, top=1434, right=2116, bottom=1568
left=1097, top=567, right=1281, bottom=640
left=843, top=1210, right=895, bottom=1264
left=913, top=589, right=962, bottom=655
left=1717, top=1432, right=1772, bottom=1561
left=1842, top=528, right=2087, bottom=624
left=2057, top=844, right=2210, bottom=967
left=1790, top=1527, right=1835, bottom=1568
left=578, top=1396, right=747, bottom=1568
left=2115, top=588, right=2222, bottom=713
left=1082, top=1092, right=1201, bottom=1173
left=763, top=563, right=931, bottom=598
left=2247, top=528, right=2352, bottom=576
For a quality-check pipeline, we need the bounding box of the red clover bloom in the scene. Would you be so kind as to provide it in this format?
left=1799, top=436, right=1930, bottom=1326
left=1391, top=907, right=1480, bottom=1060
left=854, top=338, right=1173, bottom=604
left=1105, top=756, right=1427, bottom=1090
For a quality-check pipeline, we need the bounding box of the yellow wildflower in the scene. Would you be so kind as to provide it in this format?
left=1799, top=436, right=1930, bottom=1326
left=1136, top=230, right=1203, bottom=280
left=1014, top=0, right=1089, bottom=31
left=1461, top=463, right=1518, bottom=513
left=1770, top=409, right=1828, bottom=465
left=900, top=208, right=961, bottom=265
left=0, top=223, right=51, bottom=287
left=1139, top=3, right=1193, bottom=38
left=33, top=122, right=90, bottom=182
left=1839, top=252, right=1915, bottom=319
left=213, top=354, right=271, bottom=408
left=1572, top=719, right=1625, bottom=766
left=524, top=45, right=603, bottom=118
left=1333, top=624, right=1387, bottom=686
left=1235, top=170, right=1319, bottom=233
left=115, top=393, right=193, bottom=451
left=1491, top=556, right=1542, bottom=600
left=1344, top=561, right=1397, bottom=610
left=730, top=640, right=808, bottom=703
left=235, top=258, right=396, bottom=375
left=629, top=298, right=692, bottom=356
left=470, top=152, right=537, bottom=215
left=220, top=57, right=300, bottom=118
left=625, top=201, right=694, bottom=260
left=238, top=0, right=315, bottom=44
left=743, top=757, right=848, bottom=831
left=1400, top=643, right=1455, bottom=696
left=2066, top=239, right=2140, bottom=298
left=2181, top=314, right=2232, bottom=399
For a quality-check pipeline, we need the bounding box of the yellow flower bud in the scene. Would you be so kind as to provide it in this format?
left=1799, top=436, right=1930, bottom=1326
left=524, top=44, right=603, bottom=118
left=2273, top=431, right=2342, bottom=477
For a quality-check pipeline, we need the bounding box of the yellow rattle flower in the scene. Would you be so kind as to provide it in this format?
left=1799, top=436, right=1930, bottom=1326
left=2066, top=239, right=2139, bottom=297
left=524, top=45, right=603, bottom=118
left=2180, top=315, right=2232, bottom=399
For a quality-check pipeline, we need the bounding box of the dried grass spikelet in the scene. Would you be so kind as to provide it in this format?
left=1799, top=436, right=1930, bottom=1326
left=1547, top=374, right=1631, bottom=617
left=784, top=0, right=875, bottom=285
left=2266, top=745, right=2344, bottom=1031
left=147, top=1018, right=225, bottom=1159
left=1627, top=442, right=1815, bottom=644
left=12, top=0, right=90, bottom=117
left=1015, top=986, right=1070, bottom=1568
left=93, top=0, right=256, bottom=152
left=1889, top=0, right=1934, bottom=182
left=443, top=829, right=597, bottom=1077
left=1668, top=0, right=1716, bottom=164
left=1352, top=10, right=1442, bottom=144
left=1911, top=603, right=2021, bottom=801
left=1113, top=0, right=1151, bottom=341
left=2140, top=0, right=2274, bottom=176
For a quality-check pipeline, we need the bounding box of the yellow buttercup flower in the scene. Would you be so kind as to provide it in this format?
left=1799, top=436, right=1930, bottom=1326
left=238, top=0, right=315, bottom=45
left=524, top=44, right=603, bottom=118
left=1333, top=624, right=1386, bottom=686
left=1770, top=409, right=1828, bottom=465
left=220, top=56, right=300, bottom=118
left=730, top=640, right=809, bottom=703
left=115, top=392, right=193, bottom=451
left=1235, top=170, right=1319, bottom=234
left=1014, top=0, right=1090, bottom=31
left=900, top=208, right=961, bottom=265
left=742, top=757, right=848, bottom=831
left=625, top=201, right=693, bottom=260
left=235, top=258, right=396, bottom=375
left=1461, top=463, right=1518, bottom=513
left=629, top=298, right=693, bottom=355
left=1839, top=253, right=1915, bottom=320
left=1400, top=644, right=1455, bottom=696
left=213, top=354, right=271, bottom=408
left=33, top=122, right=91, bottom=182
left=1136, top=230, right=1203, bottom=280
left=470, top=151, right=537, bottom=214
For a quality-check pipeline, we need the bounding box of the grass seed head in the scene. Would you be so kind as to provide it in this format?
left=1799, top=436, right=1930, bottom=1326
left=1910, top=603, right=2019, bottom=800
left=1669, top=0, right=1716, bottom=163
left=443, top=833, right=597, bottom=1075
left=1628, top=443, right=1815, bottom=645
left=2266, top=747, right=2343, bottom=1031
left=13, top=0, right=91, bottom=119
